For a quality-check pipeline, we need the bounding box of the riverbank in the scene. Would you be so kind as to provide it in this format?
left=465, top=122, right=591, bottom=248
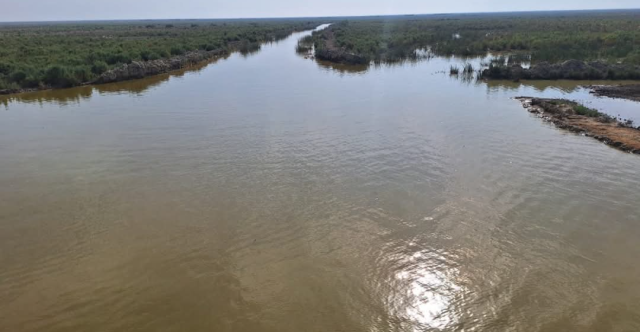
left=0, top=26, right=329, bottom=96
left=313, top=28, right=369, bottom=65
left=0, top=50, right=229, bottom=95
left=588, top=84, right=640, bottom=102
left=91, top=49, right=228, bottom=84
left=0, top=20, right=324, bottom=95
left=517, top=97, right=640, bottom=154
left=481, top=60, right=640, bottom=81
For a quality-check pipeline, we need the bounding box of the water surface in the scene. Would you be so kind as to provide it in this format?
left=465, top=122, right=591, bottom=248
left=2, top=28, right=640, bottom=332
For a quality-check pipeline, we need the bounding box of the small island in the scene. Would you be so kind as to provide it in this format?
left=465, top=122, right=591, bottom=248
left=517, top=97, right=640, bottom=154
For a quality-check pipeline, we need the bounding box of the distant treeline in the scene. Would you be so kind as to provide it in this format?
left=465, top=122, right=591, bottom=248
left=0, top=20, right=322, bottom=90
left=310, top=10, right=640, bottom=65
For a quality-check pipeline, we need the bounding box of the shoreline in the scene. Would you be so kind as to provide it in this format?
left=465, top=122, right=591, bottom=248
left=0, top=27, right=320, bottom=97
left=313, top=27, right=369, bottom=65
left=481, top=60, right=640, bottom=81
left=588, top=84, right=640, bottom=102
left=517, top=97, right=640, bottom=154
left=0, top=50, right=228, bottom=97
left=90, top=50, right=228, bottom=85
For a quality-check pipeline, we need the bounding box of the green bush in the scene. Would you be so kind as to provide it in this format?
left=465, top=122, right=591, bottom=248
left=22, top=76, right=41, bottom=88
left=72, top=67, right=92, bottom=83
left=170, top=47, right=185, bottom=56
left=91, top=61, right=108, bottom=75
left=10, top=71, right=27, bottom=83
left=140, top=50, right=160, bottom=61
left=0, top=62, right=12, bottom=75
left=44, top=66, right=79, bottom=87
left=573, top=105, right=601, bottom=117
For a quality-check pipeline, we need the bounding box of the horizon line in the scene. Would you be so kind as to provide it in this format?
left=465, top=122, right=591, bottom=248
left=1, top=7, right=639, bottom=24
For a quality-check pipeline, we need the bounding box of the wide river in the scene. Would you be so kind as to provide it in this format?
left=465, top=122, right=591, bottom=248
left=2, top=27, right=640, bottom=332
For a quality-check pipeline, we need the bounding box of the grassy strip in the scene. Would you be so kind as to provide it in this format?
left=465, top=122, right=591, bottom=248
left=533, top=98, right=616, bottom=121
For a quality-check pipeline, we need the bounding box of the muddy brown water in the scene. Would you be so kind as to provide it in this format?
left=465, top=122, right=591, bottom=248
left=2, top=27, right=640, bottom=332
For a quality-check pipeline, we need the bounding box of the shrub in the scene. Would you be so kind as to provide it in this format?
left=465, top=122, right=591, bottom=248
left=22, top=76, right=41, bottom=88
left=44, top=66, right=79, bottom=87
left=204, top=44, right=219, bottom=51
left=10, top=71, right=27, bottom=83
left=573, top=105, right=601, bottom=117
left=0, top=80, right=20, bottom=90
left=170, top=46, right=185, bottom=56
left=0, top=62, right=11, bottom=75
left=72, top=67, right=92, bottom=83
left=105, top=53, right=132, bottom=65
left=296, top=42, right=312, bottom=53
left=91, top=61, right=108, bottom=75
left=140, top=50, right=160, bottom=61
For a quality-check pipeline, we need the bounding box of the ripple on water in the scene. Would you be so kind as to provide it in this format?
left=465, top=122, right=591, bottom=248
left=1, top=29, right=640, bottom=332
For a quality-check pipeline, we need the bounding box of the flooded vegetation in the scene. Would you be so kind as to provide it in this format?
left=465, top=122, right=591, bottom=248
left=295, top=35, right=314, bottom=54
left=309, top=10, right=640, bottom=79
left=589, top=83, right=640, bottom=102
left=481, top=59, right=640, bottom=80
left=2, top=13, right=640, bottom=332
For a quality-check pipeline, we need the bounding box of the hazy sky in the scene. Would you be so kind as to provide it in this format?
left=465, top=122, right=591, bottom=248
left=1, top=0, right=638, bottom=22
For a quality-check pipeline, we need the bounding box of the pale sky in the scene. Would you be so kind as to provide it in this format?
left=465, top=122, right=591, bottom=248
left=1, top=0, right=638, bottom=22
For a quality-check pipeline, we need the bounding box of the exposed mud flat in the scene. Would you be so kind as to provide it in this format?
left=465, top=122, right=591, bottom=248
left=517, top=97, right=640, bottom=154
left=588, top=84, right=640, bottom=102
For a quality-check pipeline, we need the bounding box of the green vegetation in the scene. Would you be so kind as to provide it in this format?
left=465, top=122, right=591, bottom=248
left=572, top=104, right=602, bottom=117
left=536, top=98, right=614, bottom=120
left=0, top=19, right=322, bottom=90
left=296, top=35, right=314, bottom=53
left=310, top=10, right=640, bottom=65
left=4, top=10, right=640, bottom=90
left=462, top=63, right=474, bottom=74
left=479, top=59, right=640, bottom=80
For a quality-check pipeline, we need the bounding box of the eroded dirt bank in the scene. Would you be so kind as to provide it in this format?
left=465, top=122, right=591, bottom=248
left=588, top=84, right=640, bottom=102
left=517, top=97, right=640, bottom=154
left=91, top=50, right=227, bottom=84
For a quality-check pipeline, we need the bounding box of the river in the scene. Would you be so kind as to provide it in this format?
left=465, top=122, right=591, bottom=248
left=1, top=26, right=640, bottom=332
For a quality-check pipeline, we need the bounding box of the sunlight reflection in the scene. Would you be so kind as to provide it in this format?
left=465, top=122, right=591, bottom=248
left=392, top=250, right=462, bottom=331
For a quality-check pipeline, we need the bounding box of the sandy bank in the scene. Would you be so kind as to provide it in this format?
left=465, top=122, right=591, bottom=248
left=517, top=97, right=640, bottom=154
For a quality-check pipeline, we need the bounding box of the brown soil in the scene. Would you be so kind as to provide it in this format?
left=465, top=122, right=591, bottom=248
left=517, top=97, right=640, bottom=154
left=588, top=84, right=640, bottom=102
